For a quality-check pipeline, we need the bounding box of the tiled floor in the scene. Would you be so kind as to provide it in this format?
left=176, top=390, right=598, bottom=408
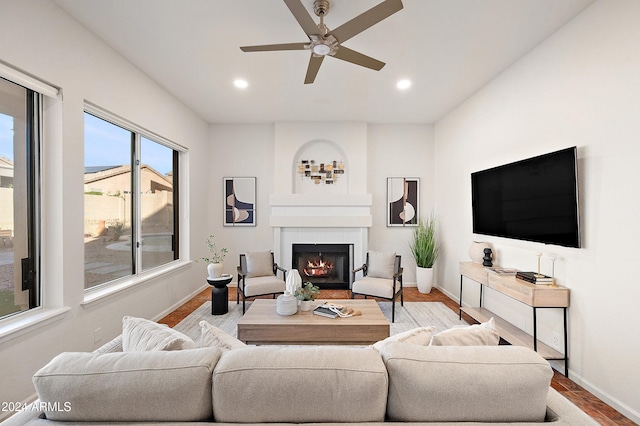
left=159, top=287, right=635, bottom=425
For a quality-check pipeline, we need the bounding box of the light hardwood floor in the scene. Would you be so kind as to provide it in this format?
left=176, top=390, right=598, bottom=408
left=159, top=287, right=634, bottom=426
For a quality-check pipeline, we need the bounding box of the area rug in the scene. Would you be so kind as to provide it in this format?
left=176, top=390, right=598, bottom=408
left=174, top=301, right=467, bottom=342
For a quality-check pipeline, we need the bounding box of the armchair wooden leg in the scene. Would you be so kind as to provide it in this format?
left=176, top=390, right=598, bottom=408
left=391, top=299, right=395, bottom=323
left=351, top=291, right=355, bottom=299
left=242, top=295, right=246, bottom=314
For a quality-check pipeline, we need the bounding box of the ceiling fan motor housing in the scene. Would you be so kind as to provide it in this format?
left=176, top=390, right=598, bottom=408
left=313, top=0, right=330, bottom=17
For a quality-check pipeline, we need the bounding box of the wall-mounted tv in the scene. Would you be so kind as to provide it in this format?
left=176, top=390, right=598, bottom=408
left=471, top=147, right=580, bottom=248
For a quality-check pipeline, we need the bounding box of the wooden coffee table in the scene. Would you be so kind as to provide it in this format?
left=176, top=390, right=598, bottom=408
left=237, top=299, right=390, bottom=345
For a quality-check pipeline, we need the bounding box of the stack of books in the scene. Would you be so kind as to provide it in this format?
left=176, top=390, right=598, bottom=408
left=515, top=271, right=553, bottom=285
left=313, top=303, right=347, bottom=318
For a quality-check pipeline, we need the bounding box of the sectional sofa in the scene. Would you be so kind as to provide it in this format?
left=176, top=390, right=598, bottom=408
left=2, top=328, right=597, bottom=425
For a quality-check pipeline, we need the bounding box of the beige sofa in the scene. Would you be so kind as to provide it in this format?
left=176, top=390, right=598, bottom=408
left=3, top=334, right=596, bottom=425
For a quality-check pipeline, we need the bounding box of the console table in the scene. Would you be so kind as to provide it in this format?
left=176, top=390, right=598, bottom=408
left=459, top=261, right=569, bottom=376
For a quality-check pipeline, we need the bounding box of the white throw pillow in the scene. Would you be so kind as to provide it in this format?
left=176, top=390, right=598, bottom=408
left=372, top=326, right=436, bottom=351
left=199, top=320, right=246, bottom=351
left=246, top=251, right=274, bottom=278
left=122, top=316, right=196, bottom=352
left=429, top=318, right=499, bottom=346
left=367, top=251, right=396, bottom=279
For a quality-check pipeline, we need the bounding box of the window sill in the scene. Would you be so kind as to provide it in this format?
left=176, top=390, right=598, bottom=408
left=0, top=306, right=71, bottom=345
left=82, top=259, right=192, bottom=308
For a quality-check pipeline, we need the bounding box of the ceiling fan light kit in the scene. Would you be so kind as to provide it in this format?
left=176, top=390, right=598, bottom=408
left=239, top=0, right=404, bottom=84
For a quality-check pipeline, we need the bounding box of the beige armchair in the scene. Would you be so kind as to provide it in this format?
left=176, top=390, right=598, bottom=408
left=351, top=251, right=403, bottom=322
left=237, top=251, right=286, bottom=313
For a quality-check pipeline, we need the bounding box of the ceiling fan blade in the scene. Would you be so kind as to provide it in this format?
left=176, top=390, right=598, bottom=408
left=283, top=0, right=321, bottom=37
left=328, top=0, right=403, bottom=44
left=240, top=42, right=309, bottom=52
left=304, top=55, right=325, bottom=84
left=332, top=46, right=385, bottom=71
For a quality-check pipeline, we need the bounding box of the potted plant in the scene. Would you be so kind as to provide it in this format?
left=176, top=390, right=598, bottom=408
left=202, top=234, right=228, bottom=278
left=295, top=281, right=320, bottom=311
left=409, top=213, right=440, bottom=294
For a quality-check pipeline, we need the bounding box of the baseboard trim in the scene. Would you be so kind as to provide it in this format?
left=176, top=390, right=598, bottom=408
left=568, top=370, right=640, bottom=424
left=152, top=283, right=208, bottom=322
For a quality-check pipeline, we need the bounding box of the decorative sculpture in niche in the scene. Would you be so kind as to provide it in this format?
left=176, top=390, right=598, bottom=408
left=297, top=159, right=345, bottom=185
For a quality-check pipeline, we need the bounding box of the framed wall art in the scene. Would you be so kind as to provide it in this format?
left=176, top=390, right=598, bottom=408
left=224, top=177, right=256, bottom=226
left=387, top=177, right=419, bottom=227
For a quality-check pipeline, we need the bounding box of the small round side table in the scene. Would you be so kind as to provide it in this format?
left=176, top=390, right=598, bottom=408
left=206, top=274, right=233, bottom=315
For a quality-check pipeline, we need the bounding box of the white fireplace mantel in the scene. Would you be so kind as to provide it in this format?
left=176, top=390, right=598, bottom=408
left=269, top=193, right=372, bottom=228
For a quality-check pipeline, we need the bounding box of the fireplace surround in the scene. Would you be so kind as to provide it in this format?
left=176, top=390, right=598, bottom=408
left=292, top=243, right=354, bottom=289
left=270, top=193, right=372, bottom=288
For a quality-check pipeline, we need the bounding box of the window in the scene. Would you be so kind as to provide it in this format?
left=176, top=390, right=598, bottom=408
left=0, top=77, right=41, bottom=320
left=83, top=110, right=179, bottom=290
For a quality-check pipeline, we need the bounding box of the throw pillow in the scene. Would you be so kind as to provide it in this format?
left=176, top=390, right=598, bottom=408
left=372, top=326, right=436, bottom=351
left=429, top=317, right=499, bottom=346
left=199, top=320, right=246, bottom=351
left=122, top=316, right=196, bottom=352
left=367, top=251, right=396, bottom=279
left=246, top=251, right=274, bottom=278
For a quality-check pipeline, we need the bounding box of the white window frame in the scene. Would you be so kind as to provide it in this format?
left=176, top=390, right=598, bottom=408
left=82, top=103, right=189, bottom=305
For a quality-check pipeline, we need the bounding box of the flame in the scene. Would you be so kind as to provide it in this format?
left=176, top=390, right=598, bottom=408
left=303, top=258, right=334, bottom=277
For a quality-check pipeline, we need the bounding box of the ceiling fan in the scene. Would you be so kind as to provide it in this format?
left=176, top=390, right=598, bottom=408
left=240, top=0, right=403, bottom=84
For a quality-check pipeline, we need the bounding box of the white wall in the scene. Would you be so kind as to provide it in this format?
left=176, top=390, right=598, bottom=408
left=208, top=124, right=276, bottom=272
left=367, top=124, right=435, bottom=285
left=0, top=1, right=210, bottom=417
left=207, top=123, right=434, bottom=284
left=434, top=0, right=640, bottom=422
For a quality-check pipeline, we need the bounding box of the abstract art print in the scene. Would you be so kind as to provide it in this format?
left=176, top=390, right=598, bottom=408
left=387, top=177, right=419, bottom=227
left=224, top=177, right=256, bottom=226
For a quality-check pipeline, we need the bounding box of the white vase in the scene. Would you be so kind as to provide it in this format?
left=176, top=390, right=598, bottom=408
left=300, top=300, right=312, bottom=311
left=469, top=242, right=490, bottom=264
left=276, top=294, right=298, bottom=316
left=207, top=262, right=223, bottom=278
left=416, top=266, right=434, bottom=294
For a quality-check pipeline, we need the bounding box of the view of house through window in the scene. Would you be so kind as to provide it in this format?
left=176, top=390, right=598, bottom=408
left=0, top=77, right=40, bottom=319
left=84, top=112, right=177, bottom=290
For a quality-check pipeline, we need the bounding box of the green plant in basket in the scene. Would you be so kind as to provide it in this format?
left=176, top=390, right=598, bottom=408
left=295, top=281, right=320, bottom=301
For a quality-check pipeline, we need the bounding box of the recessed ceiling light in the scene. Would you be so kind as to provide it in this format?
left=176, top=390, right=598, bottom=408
left=396, top=79, right=411, bottom=90
left=233, top=79, right=248, bottom=89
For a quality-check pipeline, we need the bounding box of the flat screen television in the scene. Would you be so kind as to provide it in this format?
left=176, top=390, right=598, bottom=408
left=471, top=147, right=580, bottom=248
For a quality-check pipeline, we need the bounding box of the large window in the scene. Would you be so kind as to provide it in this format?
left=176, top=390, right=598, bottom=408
left=0, top=77, right=41, bottom=319
left=84, top=110, right=179, bottom=290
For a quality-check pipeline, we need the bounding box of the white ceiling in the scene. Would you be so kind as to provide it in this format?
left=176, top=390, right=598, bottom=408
left=53, top=0, right=595, bottom=124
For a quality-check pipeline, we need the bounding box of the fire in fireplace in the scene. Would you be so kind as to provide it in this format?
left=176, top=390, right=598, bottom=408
left=292, top=243, right=353, bottom=289
left=303, top=258, right=334, bottom=278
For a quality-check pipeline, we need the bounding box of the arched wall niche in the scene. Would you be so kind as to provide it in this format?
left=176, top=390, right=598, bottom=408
left=292, top=139, right=350, bottom=194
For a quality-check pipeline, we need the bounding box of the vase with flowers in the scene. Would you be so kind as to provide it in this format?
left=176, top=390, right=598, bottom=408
left=201, top=234, right=228, bottom=278
left=295, top=281, right=320, bottom=311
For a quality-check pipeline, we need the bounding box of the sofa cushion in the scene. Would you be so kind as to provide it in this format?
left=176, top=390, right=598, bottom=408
left=429, top=317, right=499, bottom=346
left=212, top=346, right=388, bottom=423
left=379, top=344, right=552, bottom=423
left=122, top=315, right=196, bottom=351
left=199, top=320, right=246, bottom=351
left=32, top=347, right=221, bottom=422
left=367, top=250, right=396, bottom=279
left=245, top=251, right=273, bottom=277
left=372, top=326, right=436, bottom=351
